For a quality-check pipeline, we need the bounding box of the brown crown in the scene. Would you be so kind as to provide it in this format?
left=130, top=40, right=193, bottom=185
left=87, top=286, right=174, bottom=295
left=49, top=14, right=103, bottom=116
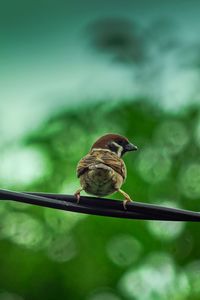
left=91, top=133, right=129, bottom=149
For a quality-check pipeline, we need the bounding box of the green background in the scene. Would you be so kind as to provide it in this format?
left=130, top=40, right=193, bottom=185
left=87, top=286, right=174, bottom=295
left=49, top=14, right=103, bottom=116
left=1, top=1, right=200, bottom=299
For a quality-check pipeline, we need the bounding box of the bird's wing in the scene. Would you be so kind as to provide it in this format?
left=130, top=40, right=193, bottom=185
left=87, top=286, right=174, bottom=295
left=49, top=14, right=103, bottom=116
left=77, top=150, right=127, bottom=180
left=76, top=151, right=100, bottom=178
left=100, top=151, right=127, bottom=180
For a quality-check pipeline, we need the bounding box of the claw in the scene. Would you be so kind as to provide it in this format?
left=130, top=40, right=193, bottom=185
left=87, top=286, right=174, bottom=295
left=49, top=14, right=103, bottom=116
left=75, top=193, right=80, bottom=204
left=123, top=198, right=132, bottom=210
left=118, top=189, right=133, bottom=210
left=74, top=188, right=83, bottom=204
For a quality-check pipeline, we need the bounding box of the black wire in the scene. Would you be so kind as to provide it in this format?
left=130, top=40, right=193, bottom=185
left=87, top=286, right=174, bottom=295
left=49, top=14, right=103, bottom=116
left=0, top=188, right=200, bottom=222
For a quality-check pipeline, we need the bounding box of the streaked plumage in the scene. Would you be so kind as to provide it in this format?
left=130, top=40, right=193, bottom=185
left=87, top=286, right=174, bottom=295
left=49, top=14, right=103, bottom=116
left=77, top=148, right=126, bottom=196
left=74, top=133, right=137, bottom=209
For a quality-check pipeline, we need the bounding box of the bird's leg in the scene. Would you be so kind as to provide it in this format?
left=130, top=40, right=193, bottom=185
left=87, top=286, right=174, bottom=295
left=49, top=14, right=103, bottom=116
left=118, top=189, right=133, bottom=210
left=74, top=188, right=83, bottom=204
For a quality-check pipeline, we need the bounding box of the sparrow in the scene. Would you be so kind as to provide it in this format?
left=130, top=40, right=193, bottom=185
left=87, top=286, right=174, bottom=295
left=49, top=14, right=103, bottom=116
left=74, top=133, right=138, bottom=209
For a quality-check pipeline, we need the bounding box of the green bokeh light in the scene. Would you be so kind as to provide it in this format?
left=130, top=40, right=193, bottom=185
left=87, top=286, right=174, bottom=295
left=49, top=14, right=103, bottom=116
left=0, top=212, right=47, bottom=250
left=147, top=202, right=185, bottom=241
left=154, top=120, right=189, bottom=155
left=0, top=292, right=23, bottom=300
left=44, top=209, right=86, bottom=234
left=137, top=146, right=172, bottom=183
left=119, top=253, right=190, bottom=300
left=46, top=235, right=77, bottom=263
left=179, top=163, right=200, bottom=199
left=0, top=147, right=47, bottom=187
left=106, top=234, right=142, bottom=267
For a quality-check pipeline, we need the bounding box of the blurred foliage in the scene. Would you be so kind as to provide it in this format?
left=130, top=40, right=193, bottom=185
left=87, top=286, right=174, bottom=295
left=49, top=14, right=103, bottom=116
left=88, top=17, right=179, bottom=67
left=1, top=99, right=200, bottom=300
left=88, top=18, right=145, bottom=64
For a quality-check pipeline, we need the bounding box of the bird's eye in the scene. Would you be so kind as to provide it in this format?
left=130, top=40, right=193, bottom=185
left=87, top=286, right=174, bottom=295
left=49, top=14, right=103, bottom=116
left=116, top=140, right=123, bottom=146
left=108, top=141, right=121, bottom=152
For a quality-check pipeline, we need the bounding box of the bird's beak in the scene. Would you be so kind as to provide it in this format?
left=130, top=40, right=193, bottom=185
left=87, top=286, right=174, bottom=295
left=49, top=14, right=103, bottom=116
left=125, top=143, right=138, bottom=152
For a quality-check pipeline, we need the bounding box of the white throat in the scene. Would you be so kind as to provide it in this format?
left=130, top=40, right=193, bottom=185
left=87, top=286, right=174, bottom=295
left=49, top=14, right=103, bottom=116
left=111, top=141, right=123, bottom=157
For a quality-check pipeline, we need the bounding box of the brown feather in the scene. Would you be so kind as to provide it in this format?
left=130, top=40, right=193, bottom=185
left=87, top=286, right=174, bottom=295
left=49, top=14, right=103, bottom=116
left=77, top=149, right=127, bottom=180
left=91, top=133, right=129, bottom=150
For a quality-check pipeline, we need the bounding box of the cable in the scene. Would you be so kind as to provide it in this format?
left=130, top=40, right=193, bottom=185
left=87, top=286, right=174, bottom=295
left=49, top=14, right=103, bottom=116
left=0, top=188, right=200, bottom=221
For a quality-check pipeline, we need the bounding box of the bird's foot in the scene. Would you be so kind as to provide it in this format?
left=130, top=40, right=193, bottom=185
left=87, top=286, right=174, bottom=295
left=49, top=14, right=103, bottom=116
left=74, top=188, right=83, bottom=204
left=118, top=189, right=133, bottom=210
left=123, top=198, right=133, bottom=210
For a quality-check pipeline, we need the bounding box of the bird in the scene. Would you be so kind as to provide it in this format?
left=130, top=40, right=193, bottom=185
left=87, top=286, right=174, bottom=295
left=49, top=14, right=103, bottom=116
left=74, top=133, right=138, bottom=209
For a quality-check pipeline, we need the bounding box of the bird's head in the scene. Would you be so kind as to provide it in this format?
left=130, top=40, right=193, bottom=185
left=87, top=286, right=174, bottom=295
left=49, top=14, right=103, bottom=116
left=91, top=133, right=138, bottom=157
